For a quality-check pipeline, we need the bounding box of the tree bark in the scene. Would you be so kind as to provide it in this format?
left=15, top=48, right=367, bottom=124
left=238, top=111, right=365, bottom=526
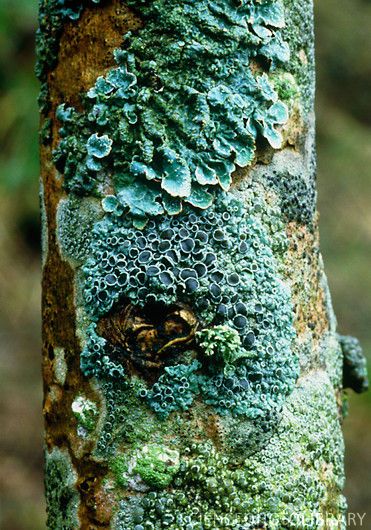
left=38, top=1, right=367, bottom=528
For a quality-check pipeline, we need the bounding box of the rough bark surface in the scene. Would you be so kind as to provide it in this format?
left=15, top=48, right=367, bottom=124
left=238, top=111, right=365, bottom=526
left=38, top=1, right=367, bottom=529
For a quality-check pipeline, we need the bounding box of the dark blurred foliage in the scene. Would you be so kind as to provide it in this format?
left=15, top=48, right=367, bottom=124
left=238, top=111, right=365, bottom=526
left=0, top=1, right=370, bottom=528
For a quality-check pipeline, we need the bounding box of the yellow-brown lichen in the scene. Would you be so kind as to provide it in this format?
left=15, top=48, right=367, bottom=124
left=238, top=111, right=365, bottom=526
left=286, top=219, right=329, bottom=341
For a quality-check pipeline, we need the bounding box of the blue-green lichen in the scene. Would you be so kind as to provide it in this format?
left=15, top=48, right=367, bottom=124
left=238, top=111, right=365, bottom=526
left=53, top=0, right=291, bottom=222
left=81, top=190, right=298, bottom=420
left=80, top=323, right=125, bottom=380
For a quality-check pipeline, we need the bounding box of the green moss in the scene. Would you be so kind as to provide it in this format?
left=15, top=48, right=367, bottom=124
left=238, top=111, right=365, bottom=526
left=110, top=454, right=129, bottom=489
left=196, top=325, right=250, bottom=374
left=271, top=72, right=299, bottom=101
left=133, top=444, right=180, bottom=489
left=44, top=447, right=80, bottom=530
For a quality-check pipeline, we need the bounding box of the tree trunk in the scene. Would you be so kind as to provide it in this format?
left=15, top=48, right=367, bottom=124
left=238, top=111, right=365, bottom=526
left=38, top=1, right=367, bottom=528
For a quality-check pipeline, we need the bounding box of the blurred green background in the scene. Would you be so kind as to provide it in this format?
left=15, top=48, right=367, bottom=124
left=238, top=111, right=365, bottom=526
left=0, top=0, right=370, bottom=528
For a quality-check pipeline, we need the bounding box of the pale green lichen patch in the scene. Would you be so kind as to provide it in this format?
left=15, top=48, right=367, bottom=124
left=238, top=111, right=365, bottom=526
left=282, top=0, right=315, bottom=114
left=113, top=371, right=346, bottom=529
left=53, top=347, right=67, bottom=386
left=246, top=145, right=316, bottom=227
left=44, top=447, right=80, bottom=530
left=322, top=333, right=344, bottom=390
left=56, top=196, right=102, bottom=265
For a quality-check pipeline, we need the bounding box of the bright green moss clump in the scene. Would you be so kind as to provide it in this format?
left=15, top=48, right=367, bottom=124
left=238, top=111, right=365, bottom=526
left=53, top=0, right=290, bottom=223
left=110, top=454, right=129, bottom=489
left=133, top=445, right=180, bottom=489
left=196, top=325, right=250, bottom=374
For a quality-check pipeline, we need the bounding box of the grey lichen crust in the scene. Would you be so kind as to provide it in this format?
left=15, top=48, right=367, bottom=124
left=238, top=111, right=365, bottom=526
left=39, top=0, right=366, bottom=528
left=44, top=447, right=80, bottom=530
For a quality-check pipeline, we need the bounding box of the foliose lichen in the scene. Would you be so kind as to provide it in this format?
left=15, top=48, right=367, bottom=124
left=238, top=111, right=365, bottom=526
left=52, top=0, right=291, bottom=223
left=339, top=334, right=369, bottom=394
left=80, top=323, right=125, bottom=380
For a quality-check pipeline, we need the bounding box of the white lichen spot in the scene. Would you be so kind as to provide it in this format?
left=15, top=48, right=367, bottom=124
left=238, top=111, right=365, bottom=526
left=54, top=347, right=67, bottom=386
left=72, top=395, right=98, bottom=433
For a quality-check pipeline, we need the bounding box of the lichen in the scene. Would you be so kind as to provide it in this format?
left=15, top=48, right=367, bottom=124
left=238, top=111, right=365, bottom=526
left=339, top=334, right=369, bottom=393
left=53, top=347, right=67, bottom=386
left=80, top=323, right=125, bottom=380
left=248, top=146, right=317, bottom=227
left=53, top=0, right=291, bottom=222
left=71, top=395, right=99, bottom=433
left=44, top=447, right=80, bottom=530
left=80, top=189, right=298, bottom=419
left=39, top=0, right=348, bottom=526
left=113, top=372, right=346, bottom=530
left=56, top=196, right=102, bottom=264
